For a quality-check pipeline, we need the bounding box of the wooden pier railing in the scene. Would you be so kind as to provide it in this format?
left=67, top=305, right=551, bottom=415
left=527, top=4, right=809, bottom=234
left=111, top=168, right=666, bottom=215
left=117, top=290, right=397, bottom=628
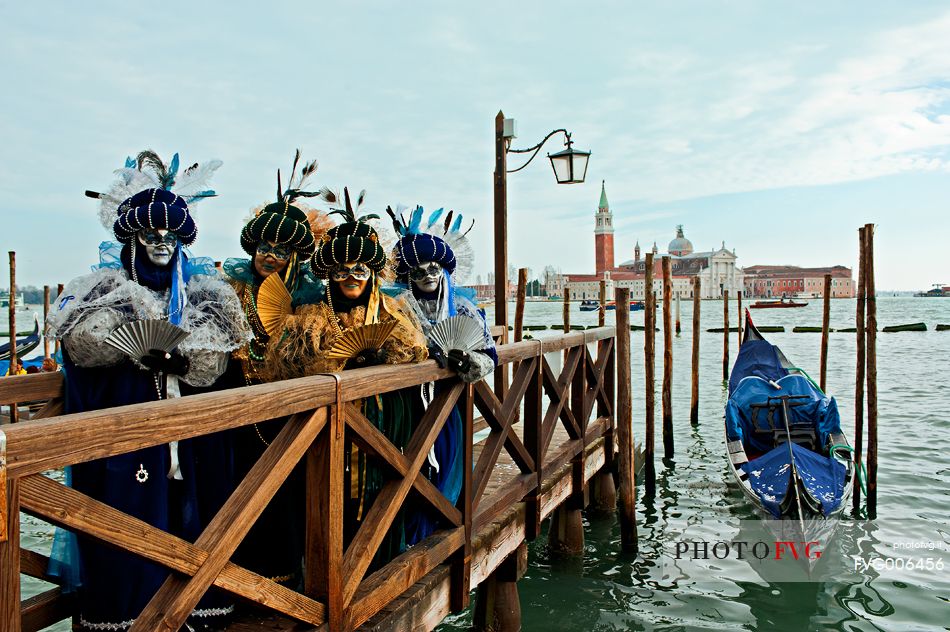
left=0, top=325, right=616, bottom=632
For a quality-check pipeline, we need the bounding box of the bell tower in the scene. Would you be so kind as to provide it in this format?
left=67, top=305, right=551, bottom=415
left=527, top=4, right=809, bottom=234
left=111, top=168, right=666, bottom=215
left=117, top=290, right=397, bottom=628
left=594, top=180, right=614, bottom=275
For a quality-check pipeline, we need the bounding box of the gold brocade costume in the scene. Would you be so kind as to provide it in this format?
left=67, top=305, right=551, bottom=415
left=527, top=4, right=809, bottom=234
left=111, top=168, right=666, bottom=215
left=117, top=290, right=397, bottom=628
left=263, top=291, right=428, bottom=381
left=227, top=277, right=273, bottom=385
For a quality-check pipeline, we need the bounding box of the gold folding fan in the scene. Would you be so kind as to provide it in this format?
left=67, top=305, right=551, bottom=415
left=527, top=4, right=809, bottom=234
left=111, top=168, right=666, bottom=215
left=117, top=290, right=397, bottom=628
left=325, top=321, right=398, bottom=360
left=256, top=272, right=293, bottom=337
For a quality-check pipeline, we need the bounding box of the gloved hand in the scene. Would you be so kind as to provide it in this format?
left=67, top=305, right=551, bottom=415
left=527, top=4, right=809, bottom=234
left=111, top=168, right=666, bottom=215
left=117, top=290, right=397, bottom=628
left=429, top=346, right=447, bottom=369
left=345, top=347, right=388, bottom=370
left=140, top=349, right=190, bottom=376
left=446, top=349, right=472, bottom=374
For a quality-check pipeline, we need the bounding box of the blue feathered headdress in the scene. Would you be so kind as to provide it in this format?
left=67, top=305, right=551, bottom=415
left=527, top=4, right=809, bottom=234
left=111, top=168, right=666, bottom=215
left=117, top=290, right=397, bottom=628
left=388, top=206, right=475, bottom=281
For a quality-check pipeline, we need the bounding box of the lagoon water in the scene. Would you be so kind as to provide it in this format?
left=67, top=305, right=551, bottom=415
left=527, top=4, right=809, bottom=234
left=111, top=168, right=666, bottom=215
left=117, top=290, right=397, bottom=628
left=16, top=298, right=950, bottom=631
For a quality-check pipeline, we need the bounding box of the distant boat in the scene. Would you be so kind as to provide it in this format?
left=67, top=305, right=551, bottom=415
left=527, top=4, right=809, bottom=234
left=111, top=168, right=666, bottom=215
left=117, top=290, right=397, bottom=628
left=0, top=290, right=25, bottom=309
left=580, top=300, right=646, bottom=312
left=914, top=284, right=949, bottom=297
left=750, top=298, right=808, bottom=309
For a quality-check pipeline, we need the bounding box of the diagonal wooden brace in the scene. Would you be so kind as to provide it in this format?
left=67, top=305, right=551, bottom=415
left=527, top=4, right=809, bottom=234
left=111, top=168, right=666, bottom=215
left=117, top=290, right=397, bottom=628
left=344, top=402, right=462, bottom=526
left=129, top=408, right=328, bottom=631
left=18, top=473, right=326, bottom=625
left=340, top=381, right=464, bottom=607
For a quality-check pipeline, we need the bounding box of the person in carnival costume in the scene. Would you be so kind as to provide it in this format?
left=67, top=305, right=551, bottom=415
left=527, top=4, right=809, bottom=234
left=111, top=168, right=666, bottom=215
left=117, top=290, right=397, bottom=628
left=388, top=206, right=497, bottom=544
left=217, top=150, right=332, bottom=587
left=46, top=151, right=251, bottom=630
left=266, top=187, right=428, bottom=568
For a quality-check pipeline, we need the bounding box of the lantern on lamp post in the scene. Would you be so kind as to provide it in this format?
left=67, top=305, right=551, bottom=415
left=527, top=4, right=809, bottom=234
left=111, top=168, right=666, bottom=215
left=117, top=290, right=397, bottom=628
left=492, top=110, right=591, bottom=396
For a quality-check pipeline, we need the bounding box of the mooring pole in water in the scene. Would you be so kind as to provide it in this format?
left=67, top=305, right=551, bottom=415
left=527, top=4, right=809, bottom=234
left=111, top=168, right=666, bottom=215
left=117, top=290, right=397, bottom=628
left=42, top=285, right=50, bottom=359
left=614, top=288, right=637, bottom=552
left=7, top=252, right=18, bottom=423
left=53, top=283, right=64, bottom=357
left=514, top=268, right=527, bottom=343
left=853, top=227, right=867, bottom=514
left=562, top=287, right=571, bottom=334
left=598, top=279, right=606, bottom=327
left=474, top=542, right=527, bottom=632
left=820, top=273, right=832, bottom=392
left=675, top=291, right=681, bottom=335
left=864, top=224, right=878, bottom=517
left=722, top=289, right=730, bottom=383
left=737, top=291, right=742, bottom=350
left=690, top=277, right=701, bottom=425
left=643, top=253, right=656, bottom=494
left=661, top=256, right=674, bottom=460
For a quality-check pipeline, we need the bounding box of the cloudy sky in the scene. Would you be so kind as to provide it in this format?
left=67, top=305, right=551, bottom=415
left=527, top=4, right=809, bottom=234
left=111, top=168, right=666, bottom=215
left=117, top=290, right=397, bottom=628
left=2, top=1, right=949, bottom=291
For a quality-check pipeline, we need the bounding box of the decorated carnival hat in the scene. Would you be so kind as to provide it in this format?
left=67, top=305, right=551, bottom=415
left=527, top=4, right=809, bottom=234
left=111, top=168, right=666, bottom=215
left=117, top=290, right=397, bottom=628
left=311, top=188, right=387, bottom=277
left=240, top=149, right=322, bottom=258
left=388, top=206, right=475, bottom=285
left=86, top=150, right=221, bottom=246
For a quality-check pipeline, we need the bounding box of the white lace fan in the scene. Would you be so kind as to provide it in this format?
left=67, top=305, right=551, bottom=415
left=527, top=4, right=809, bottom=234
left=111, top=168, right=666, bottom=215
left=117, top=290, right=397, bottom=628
left=428, top=315, right=485, bottom=355
left=104, top=320, right=190, bottom=359
left=325, top=321, right=398, bottom=360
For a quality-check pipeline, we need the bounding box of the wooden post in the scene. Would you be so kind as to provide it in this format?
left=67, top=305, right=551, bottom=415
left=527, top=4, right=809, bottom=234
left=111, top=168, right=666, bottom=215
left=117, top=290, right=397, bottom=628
left=722, top=289, right=729, bottom=382
left=614, top=288, right=637, bottom=552
left=675, top=292, right=681, bottom=335
left=7, top=252, right=18, bottom=423
left=474, top=542, right=526, bottom=632
left=865, top=224, right=878, bottom=517
left=853, top=227, right=867, bottom=514
left=643, top=253, right=656, bottom=494
left=451, top=384, right=474, bottom=610
left=54, top=283, right=64, bottom=356
left=690, top=277, right=701, bottom=425
left=661, top=256, right=673, bottom=460
left=0, top=479, right=21, bottom=632
left=599, top=279, right=606, bottom=327
left=43, top=285, right=51, bottom=359
left=737, top=291, right=742, bottom=349
left=562, top=287, right=571, bottom=333
left=820, top=273, right=832, bottom=392
left=514, top=268, right=527, bottom=343
left=493, top=111, right=509, bottom=402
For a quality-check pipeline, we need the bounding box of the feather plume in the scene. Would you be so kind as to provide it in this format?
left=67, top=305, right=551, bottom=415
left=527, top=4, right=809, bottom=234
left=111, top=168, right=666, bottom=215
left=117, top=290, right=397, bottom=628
left=451, top=213, right=463, bottom=233
left=136, top=150, right=170, bottom=188
left=408, top=206, right=423, bottom=235
left=318, top=187, right=340, bottom=208
left=285, top=156, right=319, bottom=203
left=463, top=218, right=476, bottom=236
left=173, top=159, right=222, bottom=202
left=426, top=208, right=444, bottom=231
left=356, top=189, right=366, bottom=210
left=277, top=170, right=283, bottom=203
left=442, top=210, right=454, bottom=235
left=344, top=188, right=353, bottom=216
left=124, top=157, right=136, bottom=169
left=386, top=205, right=406, bottom=236
left=288, top=149, right=301, bottom=188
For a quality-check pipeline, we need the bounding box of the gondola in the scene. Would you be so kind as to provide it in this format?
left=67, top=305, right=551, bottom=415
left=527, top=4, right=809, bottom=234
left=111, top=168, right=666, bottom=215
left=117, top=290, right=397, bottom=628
left=750, top=298, right=808, bottom=308
left=725, top=311, right=854, bottom=545
left=0, top=316, right=40, bottom=362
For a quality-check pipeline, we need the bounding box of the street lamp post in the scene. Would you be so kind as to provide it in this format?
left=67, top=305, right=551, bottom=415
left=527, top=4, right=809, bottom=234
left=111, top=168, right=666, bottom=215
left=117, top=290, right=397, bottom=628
left=492, top=110, right=590, bottom=395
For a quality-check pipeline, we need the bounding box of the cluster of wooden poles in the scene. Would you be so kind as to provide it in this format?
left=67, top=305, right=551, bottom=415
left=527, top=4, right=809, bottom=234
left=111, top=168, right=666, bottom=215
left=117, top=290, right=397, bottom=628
left=504, top=224, right=880, bottom=540
left=5, top=252, right=63, bottom=424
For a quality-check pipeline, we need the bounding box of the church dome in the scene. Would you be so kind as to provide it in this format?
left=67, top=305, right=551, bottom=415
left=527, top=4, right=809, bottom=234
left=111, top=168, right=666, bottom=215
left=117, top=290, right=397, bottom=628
left=668, top=225, right=693, bottom=256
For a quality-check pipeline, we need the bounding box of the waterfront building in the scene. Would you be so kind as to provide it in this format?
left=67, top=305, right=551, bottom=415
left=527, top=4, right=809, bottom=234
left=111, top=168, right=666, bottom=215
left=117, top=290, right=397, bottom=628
left=561, top=183, right=745, bottom=300
left=743, top=264, right=854, bottom=298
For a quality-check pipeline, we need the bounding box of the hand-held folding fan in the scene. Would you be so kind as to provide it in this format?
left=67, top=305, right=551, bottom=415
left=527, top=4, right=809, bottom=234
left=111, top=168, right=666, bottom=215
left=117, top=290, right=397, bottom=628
left=103, top=320, right=190, bottom=359
left=325, top=321, right=398, bottom=360
left=428, top=315, right=485, bottom=356
left=256, top=272, right=294, bottom=337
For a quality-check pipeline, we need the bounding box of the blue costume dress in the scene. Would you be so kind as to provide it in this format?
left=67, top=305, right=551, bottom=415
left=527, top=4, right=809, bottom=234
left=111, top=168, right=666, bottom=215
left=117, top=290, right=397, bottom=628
left=401, top=277, right=497, bottom=545
left=48, top=243, right=250, bottom=630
